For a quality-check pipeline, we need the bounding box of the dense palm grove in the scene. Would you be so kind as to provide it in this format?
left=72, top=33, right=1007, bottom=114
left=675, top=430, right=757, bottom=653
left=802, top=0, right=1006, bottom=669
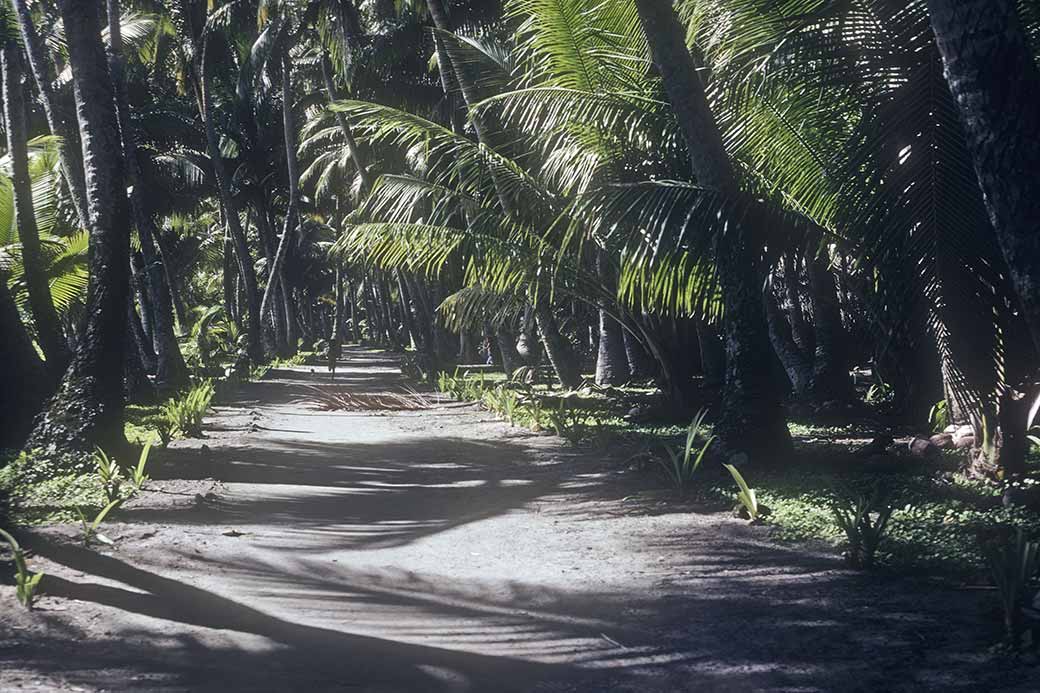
left=2, top=0, right=1040, bottom=654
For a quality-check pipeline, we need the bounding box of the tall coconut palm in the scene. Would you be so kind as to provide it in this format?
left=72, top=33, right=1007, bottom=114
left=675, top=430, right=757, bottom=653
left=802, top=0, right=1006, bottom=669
left=1, top=29, right=70, bottom=377
left=24, top=0, right=133, bottom=461
left=633, top=0, right=791, bottom=457
left=105, top=0, right=191, bottom=391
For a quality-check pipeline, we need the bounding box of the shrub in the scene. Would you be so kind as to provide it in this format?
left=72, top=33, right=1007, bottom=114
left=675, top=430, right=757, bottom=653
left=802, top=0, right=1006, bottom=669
left=981, top=527, right=1039, bottom=647
left=93, top=447, right=124, bottom=504
left=162, top=380, right=216, bottom=437
left=657, top=409, right=714, bottom=493
left=831, top=487, right=895, bottom=569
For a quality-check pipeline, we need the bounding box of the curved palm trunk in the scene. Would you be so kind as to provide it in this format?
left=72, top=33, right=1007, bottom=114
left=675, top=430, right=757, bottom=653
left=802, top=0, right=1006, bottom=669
left=0, top=275, right=49, bottom=449
left=10, top=0, right=89, bottom=230
left=426, top=0, right=580, bottom=387
left=928, top=1, right=1040, bottom=356
left=2, top=39, right=70, bottom=377
left=26, top=0, right=132, bottom=461
left=105, top=0, right=190, bottom=391
left=259, top=53, right=301, bottom=356
left=634, top=0, right=790, bottom=459
left=623, top=326, right=654, bottom=380
left=199, top=40, right=263, bottom=363
left=534, top=303, right=581, bottom=389
left=764, top=287, right=812, bottom=396
left=321, top=55, right=372, bottom=190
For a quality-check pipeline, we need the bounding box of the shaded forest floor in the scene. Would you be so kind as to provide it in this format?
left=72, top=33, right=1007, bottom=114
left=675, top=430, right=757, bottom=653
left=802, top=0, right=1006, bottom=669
left=2, top=347, right=1038, bottom=691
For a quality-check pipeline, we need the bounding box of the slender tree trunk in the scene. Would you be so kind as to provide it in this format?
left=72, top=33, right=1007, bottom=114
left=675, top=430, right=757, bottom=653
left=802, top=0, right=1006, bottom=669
left=783, top=252, right=814, bottom=354
left=199, top=38, right=262, bottom=362
left=26, top=0, right=132, bottom=462
left=10, top=0, right=90, bottom=230
left=254, top=206, right=288, bottom=353
left=125, top=305, right=156, bottom=404
left=105, top=0, right=190, bottom=391
left=806, top=252, right=853, bottom=402
left=595, top=251, right=630, bottom=386
left=320, top=55, right=372, bottom=190
left=534, top=303, right=581, bottom=389
left=2, top=38, right=70, bottom=377
left=623, top=325, right=654, bottom=379
left=764, top=287, right=812, bottom=396
left=696, top=320, right=725, bottom=386
left=130, top=252, right=155, bottom=352
left=634, top=0, right=791, bottom=459
left=0, top=274, right=49, bottom=449
left=928, top=0, right=1040, bottom=356
left=259, top=53, right=302, bottom=353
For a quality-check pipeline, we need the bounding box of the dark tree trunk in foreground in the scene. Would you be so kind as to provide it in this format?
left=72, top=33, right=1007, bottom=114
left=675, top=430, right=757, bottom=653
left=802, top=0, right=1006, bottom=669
left=634, top=0, right=790, bottom=459
left=106, top=0, right=190, bottom=391
left=10, top=0, right=90, bottom=230
left=2, top=39, right=69, bottom=377
left=928, top=1, right=1040, bottom=357
left=0, top=276, right=49, bottom=449
left=25, top=0, right=132, bottom=462
left=200, top=39, right=262, bottom=363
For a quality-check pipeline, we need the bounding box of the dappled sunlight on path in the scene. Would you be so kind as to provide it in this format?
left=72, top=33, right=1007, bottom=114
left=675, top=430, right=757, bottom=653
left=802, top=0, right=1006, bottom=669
left=2, top=347, right=1023, bottom=692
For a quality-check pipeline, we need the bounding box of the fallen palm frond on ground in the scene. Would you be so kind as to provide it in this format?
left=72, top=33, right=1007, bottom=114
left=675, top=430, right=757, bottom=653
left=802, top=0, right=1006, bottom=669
left=302, top=385, right=434, bottom=411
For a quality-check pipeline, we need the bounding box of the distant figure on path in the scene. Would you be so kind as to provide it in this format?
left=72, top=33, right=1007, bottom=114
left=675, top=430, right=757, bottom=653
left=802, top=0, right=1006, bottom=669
left=328, top=337, right=342, bottom=380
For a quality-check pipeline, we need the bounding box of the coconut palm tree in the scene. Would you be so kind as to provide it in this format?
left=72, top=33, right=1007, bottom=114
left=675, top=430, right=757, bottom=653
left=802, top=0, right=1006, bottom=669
left=24, top=0, right=133, bottom=462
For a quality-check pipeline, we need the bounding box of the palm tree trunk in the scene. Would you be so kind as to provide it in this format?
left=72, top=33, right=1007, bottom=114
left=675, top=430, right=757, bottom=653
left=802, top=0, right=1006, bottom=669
left=10, top=0, right=89, bottom=230
left=764, top=286, right=812, bottom=397
left=26, top=0, right=132, bottom=462
left=534, top=303, right=581, bottom=389
left=105, top=0, right=189, bottom=391
left=0, top=274, right=49, bottom=449
left=595, top=252, right=630, bottom=386
left=320, top=55, right=372, bottom=190
left=2, top=38, right=70, bottom=377
left=783, top=252, right=814, bottom=354
left=634, top=0, right=791, bottom=458
left=806, top=252, right=853, bottom=402
left=928, top=0, right=1040, bottom=356
left=259, top=53, right=301, bottom=351
left=623, top=326, right=654, bottom=379
left=199, top=38, right=262, bottom=363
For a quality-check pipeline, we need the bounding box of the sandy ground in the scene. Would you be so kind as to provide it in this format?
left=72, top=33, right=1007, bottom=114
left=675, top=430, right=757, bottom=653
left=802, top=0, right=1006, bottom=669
left=2, top=346, right=1037, bottom=692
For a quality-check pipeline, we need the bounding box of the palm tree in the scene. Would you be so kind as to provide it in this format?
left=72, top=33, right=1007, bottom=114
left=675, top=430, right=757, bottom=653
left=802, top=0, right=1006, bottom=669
left=1, top=29, right=69, bottom=377
left=9, top=0, right=90, bottom=231
left=105, top=0, right=191, bottom=391
left=24, top=0, right=133, bottom=461
left=0, top=273, right=47, bottom=450
left=927, top=1, right=1040, bottom=356
left=633, top=0, right=791, bottom=457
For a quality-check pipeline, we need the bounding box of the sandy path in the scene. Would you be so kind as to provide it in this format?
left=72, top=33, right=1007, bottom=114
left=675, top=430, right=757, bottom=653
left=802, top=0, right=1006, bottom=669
left=1, top=347, right=1034, bottom=691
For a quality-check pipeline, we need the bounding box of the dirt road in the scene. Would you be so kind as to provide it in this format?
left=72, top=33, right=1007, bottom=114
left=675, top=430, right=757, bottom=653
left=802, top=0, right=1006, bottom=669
left=1, top=347, right=1032, bottom=691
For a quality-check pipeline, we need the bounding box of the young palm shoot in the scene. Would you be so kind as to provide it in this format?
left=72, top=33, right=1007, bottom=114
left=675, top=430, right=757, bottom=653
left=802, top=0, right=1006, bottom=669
left=724, top=462, right=766, bottom=522
left=657, top=409, right=715, bottom=493
left=131, top=441, right=153, bottom=491
left=0, top=528, right=44, bottom=610
left=77, top=499, right=123, bottom=547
